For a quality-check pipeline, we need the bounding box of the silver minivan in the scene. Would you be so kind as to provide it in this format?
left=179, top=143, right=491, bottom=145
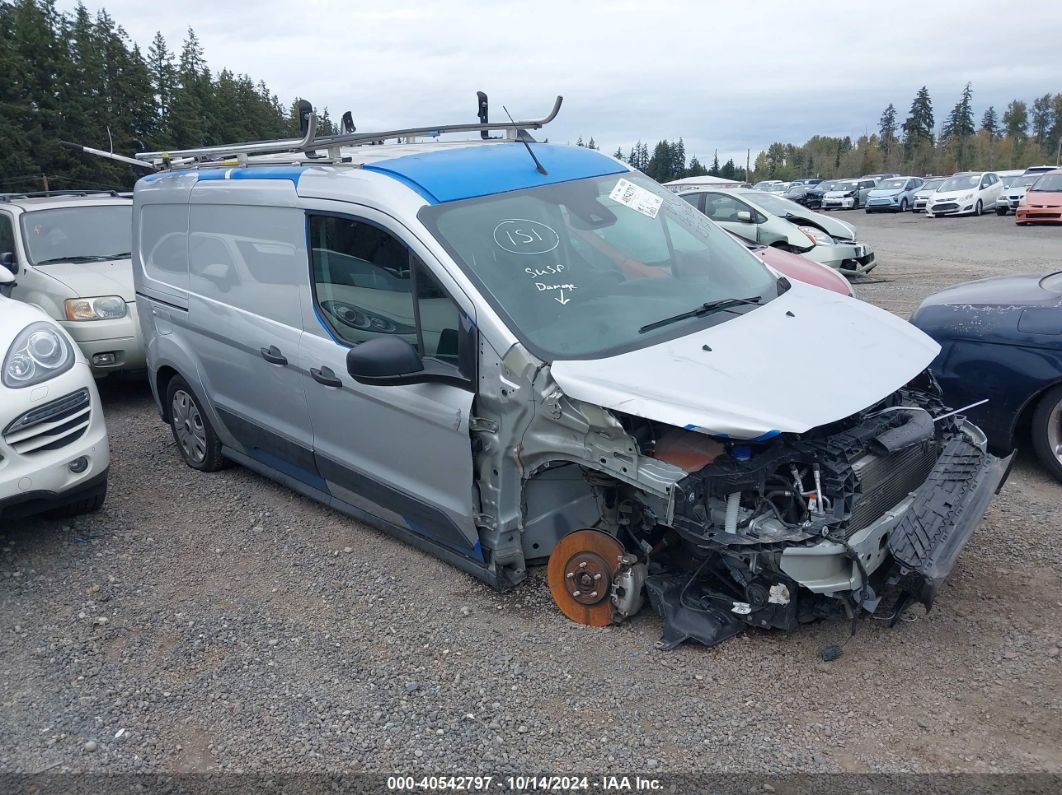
left=131, top=108, right=1009, bottom=647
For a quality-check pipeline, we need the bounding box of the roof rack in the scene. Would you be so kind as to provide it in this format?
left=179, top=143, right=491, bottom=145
left=0, top=189, right=122, bottom=202
left=135, top=95, right=564, bottom=168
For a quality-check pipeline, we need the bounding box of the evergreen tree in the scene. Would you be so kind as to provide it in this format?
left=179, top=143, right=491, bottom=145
left=878, top=103, right=897, bottom=167
left=168, top=27, right=207, bottom=146
left=612, top=146, right=623, bottom=161
left=586, top=136, right=597, bottom=150
left=686, top=155, right=707, bottom=177
left=575, top=135, right=584, bottom=147
left=147, top=31, right=175, bottom=130
left=980, top=106, right=999, bottom=139
left=902, top=86, right=934, bottom=171
left=942, top=83, right=975, bottom=170
left=709, top=150, right=720, bottom=176
left=719, top=158, right=736, bottom=179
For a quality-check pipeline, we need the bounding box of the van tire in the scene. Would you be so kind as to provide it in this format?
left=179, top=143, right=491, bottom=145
left=1030, top=385, right=1062, bottom=483
left=166, top=376, right=227, bottom=472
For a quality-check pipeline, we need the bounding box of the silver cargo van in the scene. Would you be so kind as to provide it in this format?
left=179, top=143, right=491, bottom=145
left=131, top=102, right=1009, bottom=647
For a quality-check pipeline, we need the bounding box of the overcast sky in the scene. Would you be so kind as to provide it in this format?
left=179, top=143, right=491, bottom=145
left=59, top=0, right=1062, bottom=165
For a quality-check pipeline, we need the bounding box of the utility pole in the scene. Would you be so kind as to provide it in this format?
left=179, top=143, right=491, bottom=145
left=1056, top=136, right=1061, bottom=167
left=746, top=148, right=750, bottom=181
left=41, top=174, right=49, bottom=192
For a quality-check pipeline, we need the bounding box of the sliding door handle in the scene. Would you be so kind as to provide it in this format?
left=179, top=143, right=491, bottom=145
left=260, top=345, right=288, bottom=366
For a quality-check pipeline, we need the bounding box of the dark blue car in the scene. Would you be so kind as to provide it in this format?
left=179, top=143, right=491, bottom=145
left=910, top=272, right=1062, bottom=482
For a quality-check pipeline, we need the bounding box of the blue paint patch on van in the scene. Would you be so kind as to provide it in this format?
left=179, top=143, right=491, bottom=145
left=195, top=166, right=304, bottom=184
left=364, top=143, right=627, bottom=203
left=681, top=425, right=781, bottom=442
left=139, top=166, right=305, bottom=186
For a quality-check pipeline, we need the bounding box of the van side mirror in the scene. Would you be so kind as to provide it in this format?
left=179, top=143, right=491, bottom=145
left=1, top=251, right=16, bottom=274
left=345, top=336, right=468, bottom=387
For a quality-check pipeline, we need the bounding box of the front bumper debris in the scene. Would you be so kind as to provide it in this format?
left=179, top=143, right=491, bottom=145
left=887, top=438, right=1012, bottom=608
left=642, top=406, right=1009, bottom=649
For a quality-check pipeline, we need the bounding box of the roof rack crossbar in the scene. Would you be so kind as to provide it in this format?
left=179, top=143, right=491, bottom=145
left=136, top=96, right=563, bottom=166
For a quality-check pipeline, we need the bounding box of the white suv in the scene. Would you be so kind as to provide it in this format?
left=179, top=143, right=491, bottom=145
left=0, top=268, right=109, bottom=521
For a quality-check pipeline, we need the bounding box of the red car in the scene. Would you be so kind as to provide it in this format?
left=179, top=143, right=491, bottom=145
left=736, top=237, right=855, bottom=296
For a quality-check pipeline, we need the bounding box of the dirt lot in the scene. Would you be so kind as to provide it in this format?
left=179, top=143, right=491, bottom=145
left=1, top=211, right=1060, bottom=778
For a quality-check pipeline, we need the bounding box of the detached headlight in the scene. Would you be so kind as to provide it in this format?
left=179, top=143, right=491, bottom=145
left=64, top=296, right=127, bottom=321
left=797, top=225, right=832, bottom=246
left=3, top=322, right=76, bottom=388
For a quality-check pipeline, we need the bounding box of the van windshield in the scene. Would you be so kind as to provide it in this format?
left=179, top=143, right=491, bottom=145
left=418, top=172, right=779, bottom=360
left=20, top=205, right=132, bottom=265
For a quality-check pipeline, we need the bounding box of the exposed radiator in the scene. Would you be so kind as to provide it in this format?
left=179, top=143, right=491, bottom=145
left=848, top=441, right=939, bottom=533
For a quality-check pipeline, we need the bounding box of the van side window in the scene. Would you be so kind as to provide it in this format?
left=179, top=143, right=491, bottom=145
left=309, top=215, right=469, bottom=373
left=188, top=205, right=305, bottom=328
left=140, top=204, right=189, bottom=289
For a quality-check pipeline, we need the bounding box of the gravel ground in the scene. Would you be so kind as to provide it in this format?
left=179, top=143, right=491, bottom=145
left=1, top=212, right=1060, bottom=777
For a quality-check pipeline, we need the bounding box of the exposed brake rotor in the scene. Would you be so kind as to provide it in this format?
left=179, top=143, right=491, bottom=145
left=547, top=529, right=626, bottom=627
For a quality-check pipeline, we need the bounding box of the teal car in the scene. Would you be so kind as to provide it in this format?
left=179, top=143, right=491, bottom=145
left=865, top=177, right=925, bottom=213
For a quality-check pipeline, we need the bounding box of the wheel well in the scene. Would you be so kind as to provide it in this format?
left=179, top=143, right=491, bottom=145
left=1010, top=378, right=1062, bottom=450
left=155, top=366, right=180, bottom=421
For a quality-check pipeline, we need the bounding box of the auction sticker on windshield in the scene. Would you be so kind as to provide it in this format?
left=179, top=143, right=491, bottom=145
left=609, top=178, right=663, bottom=219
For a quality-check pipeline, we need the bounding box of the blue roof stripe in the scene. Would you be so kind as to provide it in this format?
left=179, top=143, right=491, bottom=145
left=364, top=143, right=627, bottom=203
left=139, top=166, right=304, bottom=186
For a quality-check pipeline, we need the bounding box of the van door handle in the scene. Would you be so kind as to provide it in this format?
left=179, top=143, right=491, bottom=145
left=260, top=346, right=288, bottom=366
left=310, top=366, right=342, bottom=388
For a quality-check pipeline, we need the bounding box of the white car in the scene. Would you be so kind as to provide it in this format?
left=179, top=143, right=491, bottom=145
left=0, top=193, right=144, bottom=378
left=821, top=179, right=878, bottom=210
left=681, top=188, right=877, bottom=275
left=925, top=172, right=1003, bottom=217
left=995, top=174, right=1040, bottom=216
left=0, top=268, right=109, bottom=521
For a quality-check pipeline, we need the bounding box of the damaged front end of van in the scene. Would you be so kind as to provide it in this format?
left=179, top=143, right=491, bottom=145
left=477, top=353, right=1011, bottom=649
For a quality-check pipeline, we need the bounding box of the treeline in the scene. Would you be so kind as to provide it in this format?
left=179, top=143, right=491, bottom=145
left=0, top=0, right=338, bottom=193
left=753, top=84, right=1062, bottom=181
left=576, top=137, right=749, bottom=184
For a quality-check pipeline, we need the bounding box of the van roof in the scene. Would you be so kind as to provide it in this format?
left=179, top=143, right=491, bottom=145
left=139, top=139, right=628, bottom=204
left=0, top=194, right=131, bottom=212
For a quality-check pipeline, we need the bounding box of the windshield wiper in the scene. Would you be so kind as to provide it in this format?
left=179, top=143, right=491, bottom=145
left=638, top=296, right=762, bottom=334
left=34, top=253, right=129, bottom=265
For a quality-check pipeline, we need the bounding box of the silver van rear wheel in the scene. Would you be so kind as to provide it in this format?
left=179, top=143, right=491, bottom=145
left=165, top=375, right=227, bottom=471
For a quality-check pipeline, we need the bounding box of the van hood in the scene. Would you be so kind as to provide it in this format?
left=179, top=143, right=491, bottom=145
left=550, top=281, right=939, bottom=440
left=33, top=258, right=134, bottom=301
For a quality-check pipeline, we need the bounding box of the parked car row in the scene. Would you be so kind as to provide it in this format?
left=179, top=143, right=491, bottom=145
left=778, top=165, right=1062, bottom=222
left=1, top=114, right=1057, bottom=653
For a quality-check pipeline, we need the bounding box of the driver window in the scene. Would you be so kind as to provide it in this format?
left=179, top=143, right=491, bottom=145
left=309, top=215, right=465, bottom=368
